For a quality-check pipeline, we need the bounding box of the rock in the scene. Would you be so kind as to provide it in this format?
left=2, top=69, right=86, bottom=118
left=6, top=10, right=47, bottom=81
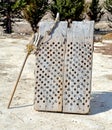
left=95, top=21, right=112, bottom=31
left=40, top=10, right=54, bottom=21
left=12, top=20, right=33, bottom=35
left=100, top=9, right=112, bottom=22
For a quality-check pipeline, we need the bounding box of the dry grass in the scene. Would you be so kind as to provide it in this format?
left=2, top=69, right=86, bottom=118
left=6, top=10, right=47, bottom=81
left=94, top=43, right=112, bottom=55
left=102, top=33, right=112, bottom=40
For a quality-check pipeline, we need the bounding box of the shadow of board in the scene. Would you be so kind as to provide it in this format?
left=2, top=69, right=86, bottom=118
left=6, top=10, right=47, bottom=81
left=9, top=91, right=112, bottom=115
left=9, top=104, right=34, bottom=109
left=90, top=91, right=112, bottom=115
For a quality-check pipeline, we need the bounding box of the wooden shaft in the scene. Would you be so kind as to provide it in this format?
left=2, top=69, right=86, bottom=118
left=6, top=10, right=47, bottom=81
left=7, top=53, right=29, bottom=109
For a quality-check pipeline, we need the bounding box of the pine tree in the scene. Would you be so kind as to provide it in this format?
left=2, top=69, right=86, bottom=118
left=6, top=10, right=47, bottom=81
left=104, top=0, right=112, bottom=14
left=0, top=0, right=15, bottom=33
left=50, top=0, right=84, bottom=21
left=89, top=0, right=102, bottom=21
left=13, top=0, right=49, bottom=32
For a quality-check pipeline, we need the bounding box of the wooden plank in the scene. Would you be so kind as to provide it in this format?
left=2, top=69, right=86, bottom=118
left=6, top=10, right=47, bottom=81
left=34, top=21, right=94, bottom=113
left=63, top=21, right=94, bottom=114
left=34, top=21, right=67, bottom=112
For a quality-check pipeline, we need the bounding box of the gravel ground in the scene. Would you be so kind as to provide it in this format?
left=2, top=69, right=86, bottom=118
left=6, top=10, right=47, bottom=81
left=0, top=36, right=112, bottom=130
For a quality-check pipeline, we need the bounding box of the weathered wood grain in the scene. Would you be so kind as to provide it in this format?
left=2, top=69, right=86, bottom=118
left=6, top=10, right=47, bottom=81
left=63, top=21, right=94, bottom=114
left=34, top=21, right=67, bottom=112
left=34, top=21, right=94, bottom=114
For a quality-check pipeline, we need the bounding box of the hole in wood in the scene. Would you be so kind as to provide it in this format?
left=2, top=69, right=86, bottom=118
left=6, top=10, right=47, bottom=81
left=83, top=103, right=85, bottom=105
left=77, top=103, right=79, bottom=106
left=77, top=91, right=79, bottom=94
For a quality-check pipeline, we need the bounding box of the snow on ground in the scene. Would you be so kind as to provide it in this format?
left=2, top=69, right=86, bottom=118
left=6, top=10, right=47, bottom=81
left=0, top=37, right=112, bottom=130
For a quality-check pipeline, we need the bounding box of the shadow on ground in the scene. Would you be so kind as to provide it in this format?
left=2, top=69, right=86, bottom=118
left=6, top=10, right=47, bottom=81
left=9, top=103, right=34, bottom=109
left=90, top=91, right=112, bottom=115
left=7, top=92, right=112, bottom=115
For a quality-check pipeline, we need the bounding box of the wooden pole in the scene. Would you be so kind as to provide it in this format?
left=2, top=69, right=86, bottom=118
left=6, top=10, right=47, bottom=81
left=7, top=53, right=29, bottom=109
left=7, top=13, right=59, bottom=109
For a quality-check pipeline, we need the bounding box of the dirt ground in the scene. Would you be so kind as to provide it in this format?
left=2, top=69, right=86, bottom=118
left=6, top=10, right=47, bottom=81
left=0, top=36, right=112, bottom=130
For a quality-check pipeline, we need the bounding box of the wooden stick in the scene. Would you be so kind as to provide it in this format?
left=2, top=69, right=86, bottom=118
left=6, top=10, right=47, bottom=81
left=47, top=12, right=59, bottom=35
left=7, top=53, right=29, bottom=109
left=7, top=13, right=60, bottom=109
